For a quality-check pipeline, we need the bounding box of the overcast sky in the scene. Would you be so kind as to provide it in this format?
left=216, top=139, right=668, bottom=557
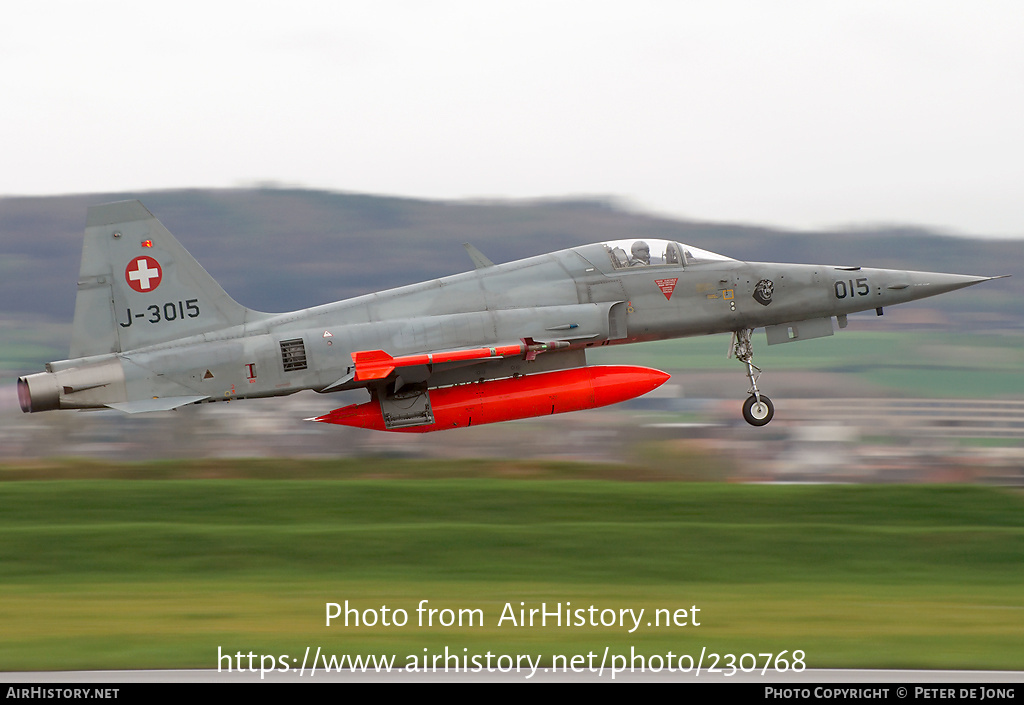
left=3, top=1, right=1023, bottom=237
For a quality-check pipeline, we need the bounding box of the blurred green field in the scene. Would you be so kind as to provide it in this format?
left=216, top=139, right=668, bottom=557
left=1, top=462, right=1022, bottom=671
left=588, top=330, right=1024, bottom=397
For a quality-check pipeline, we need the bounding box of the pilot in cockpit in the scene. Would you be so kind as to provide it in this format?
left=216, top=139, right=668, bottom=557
left=629, top=241, right=650, bottom=266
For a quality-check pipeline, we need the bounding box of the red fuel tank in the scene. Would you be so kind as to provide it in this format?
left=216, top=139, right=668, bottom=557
left=314, top=365, right=670, bottom=432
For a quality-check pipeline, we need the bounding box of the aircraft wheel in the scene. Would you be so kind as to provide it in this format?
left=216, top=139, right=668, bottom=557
left=742, top=395, right=774, bottom=426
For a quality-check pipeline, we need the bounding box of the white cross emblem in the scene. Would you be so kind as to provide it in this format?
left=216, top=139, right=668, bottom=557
left=125, top=256, right=163, bottom=292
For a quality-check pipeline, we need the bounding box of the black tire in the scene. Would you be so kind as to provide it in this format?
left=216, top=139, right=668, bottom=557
left=742, top=395, right=774, bottom=426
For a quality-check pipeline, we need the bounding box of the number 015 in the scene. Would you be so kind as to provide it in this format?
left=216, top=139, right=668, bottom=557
left=835, top=277, right=869, bottom=299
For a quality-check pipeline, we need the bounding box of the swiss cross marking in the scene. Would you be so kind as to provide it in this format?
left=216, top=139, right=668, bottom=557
left=655, top=277, right=678, bottom=300
left=125, top=256, right=163, bottom=292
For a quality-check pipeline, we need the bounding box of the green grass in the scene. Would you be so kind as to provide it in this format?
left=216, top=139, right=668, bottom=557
left=4, top=483, right=1021, bottom=585
left=0, top=463, right=1023, bottom=671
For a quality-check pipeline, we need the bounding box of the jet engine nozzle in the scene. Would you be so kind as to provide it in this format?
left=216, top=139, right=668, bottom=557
left=17, top=373, right=61, bottom=413
left=18, top=358, right=126, bottom=413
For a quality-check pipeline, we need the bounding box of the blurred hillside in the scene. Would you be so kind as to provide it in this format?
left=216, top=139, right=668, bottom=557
left=2, top=188, right=1021, bottom=337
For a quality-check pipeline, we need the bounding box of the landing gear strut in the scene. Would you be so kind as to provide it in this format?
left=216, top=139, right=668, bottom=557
left=730, top=329, right=774, bottom=426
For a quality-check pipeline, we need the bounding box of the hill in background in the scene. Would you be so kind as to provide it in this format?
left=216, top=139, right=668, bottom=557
left=2, top=187, right=1020, bottom=330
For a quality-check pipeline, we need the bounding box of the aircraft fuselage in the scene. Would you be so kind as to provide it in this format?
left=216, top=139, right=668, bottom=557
left=17, top=202, right=1000, bottom=428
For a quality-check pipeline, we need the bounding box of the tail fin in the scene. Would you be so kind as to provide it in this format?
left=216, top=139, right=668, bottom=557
left=70, top=200, right=265, bottom=357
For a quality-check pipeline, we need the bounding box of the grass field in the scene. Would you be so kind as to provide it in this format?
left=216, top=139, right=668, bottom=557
left=1, top=460, right=1022, bottom=672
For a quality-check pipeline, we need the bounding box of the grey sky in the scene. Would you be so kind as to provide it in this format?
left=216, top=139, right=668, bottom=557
left=3, top=1, right=1023, bottom=237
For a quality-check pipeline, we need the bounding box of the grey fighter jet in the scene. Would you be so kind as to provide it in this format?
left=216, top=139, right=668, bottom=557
left=17, top=201, right=1006, bottom=429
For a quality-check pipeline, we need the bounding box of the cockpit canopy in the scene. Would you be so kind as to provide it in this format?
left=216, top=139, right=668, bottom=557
left=602, top=238, right=734, bottom=270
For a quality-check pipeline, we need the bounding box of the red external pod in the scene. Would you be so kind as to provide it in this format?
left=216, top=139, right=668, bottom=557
left=314, top=365, right=670, bottom=433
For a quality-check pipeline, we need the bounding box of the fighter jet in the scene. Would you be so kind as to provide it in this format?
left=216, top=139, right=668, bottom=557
left=16, top=200, right=1006, bottom=429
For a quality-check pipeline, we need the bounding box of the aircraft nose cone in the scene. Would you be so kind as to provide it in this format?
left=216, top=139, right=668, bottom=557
left=901, top=272, right=1008, bottom=298
left=913, top=270, right=999, bottom=291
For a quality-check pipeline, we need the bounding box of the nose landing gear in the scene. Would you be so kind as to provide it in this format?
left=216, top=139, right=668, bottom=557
left=730, top=329, right=774, bottom=426
left=742, top=394, right=774, bottom=426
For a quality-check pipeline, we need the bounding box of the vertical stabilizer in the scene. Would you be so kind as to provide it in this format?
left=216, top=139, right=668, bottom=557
left=70, top=201, right=264, bottom=357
